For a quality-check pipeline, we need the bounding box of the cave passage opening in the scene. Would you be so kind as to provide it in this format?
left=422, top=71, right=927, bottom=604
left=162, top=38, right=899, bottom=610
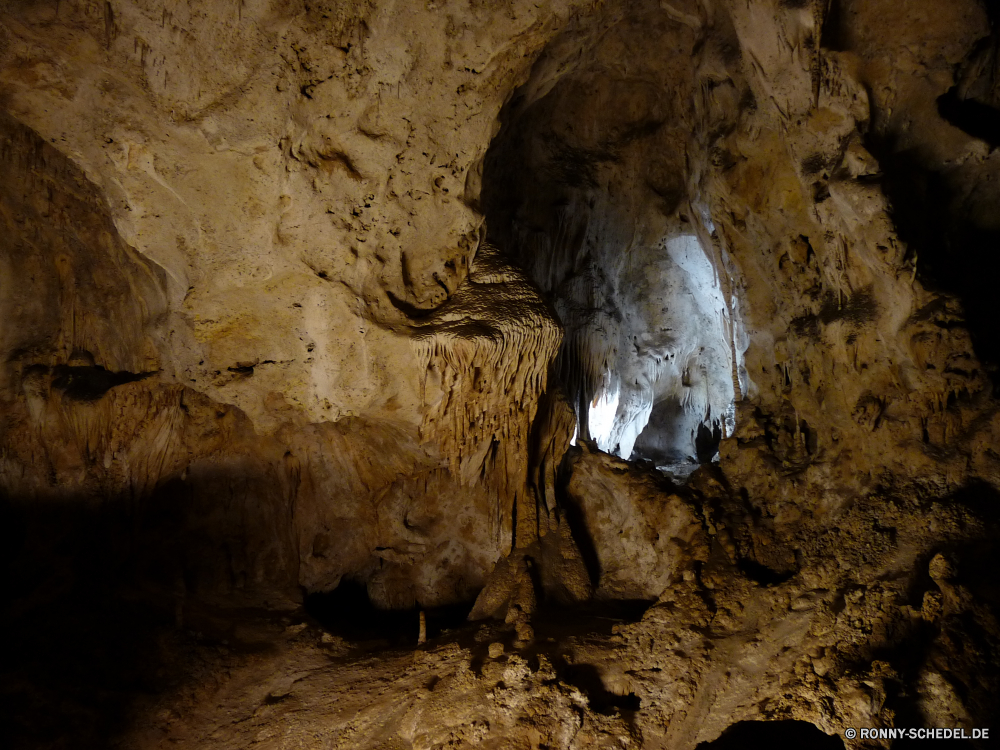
left=480, top=12, right=748, bottom=478
left=583, top=230, right=744, bottom=476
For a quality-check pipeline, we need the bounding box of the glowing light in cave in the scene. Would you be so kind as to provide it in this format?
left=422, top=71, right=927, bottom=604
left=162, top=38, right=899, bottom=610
left=589, top=378, right=620, bottom=452
left=577, top=231, right=747, bottom=468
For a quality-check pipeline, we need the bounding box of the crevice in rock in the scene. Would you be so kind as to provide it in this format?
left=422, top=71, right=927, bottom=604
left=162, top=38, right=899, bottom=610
left=695, top=721, right=845, bottom=750
left=736, top=558, right=797, bottom=587
left=553, top=658, right=641, bottom=716
left=50, top=364, right=158, bottom=400
left=892, top=739, right=974, bottom=749
left=3, top=0, right=1000, bottom=747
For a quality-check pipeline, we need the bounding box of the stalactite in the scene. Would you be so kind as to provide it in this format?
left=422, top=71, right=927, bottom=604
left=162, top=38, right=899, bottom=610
left=411, top=244, right=562, bottom=549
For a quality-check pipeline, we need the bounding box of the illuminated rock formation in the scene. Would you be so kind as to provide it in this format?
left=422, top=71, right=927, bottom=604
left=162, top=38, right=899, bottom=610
left=1, top=0, right=999, bottom=748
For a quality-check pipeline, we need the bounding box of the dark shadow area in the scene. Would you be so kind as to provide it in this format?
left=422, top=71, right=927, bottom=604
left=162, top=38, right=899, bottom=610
left=0, top=583, right=178, bottom=750
left=819, top=0, right=850, bottom=52
left=948, top=478, right=1000, bottom=523
left=902, top=481, right=1000, bottom=611
left=460, top=598, right=654, bottom=678
left=695, top=720, right=845, bottom=750
left=876, top=481, right=1000, bottom=737
left=0, top=460, right=308, bottom=749
left=737, top=558, right=797, bottom=587
left=892, top=738, right=977, bottom=749
left=303, top=580, right=472, bottom=647
left=695, top=420, right=722, bottom=463
left=930, top=481, right=1000, bottom=609
left=0, top=496, right=188, bottom=750
left=556, top=449, right=603, bottom=586
left=479, top=9, right=740, bottom=476
left=632, top=398, right=726, bottom=477
left=865, top=136, right=1000, bottom=387
left=552, top=657, right=641, bottom=716
left=51, top=364, right=157, bottom=401
left=632, top=398, right=691, bottom=465
left=533, top=598, right=654, bottom=638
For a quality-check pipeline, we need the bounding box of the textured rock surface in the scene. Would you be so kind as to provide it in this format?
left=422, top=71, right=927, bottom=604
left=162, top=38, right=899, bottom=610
left=2, top=0, right=1000, bottom=748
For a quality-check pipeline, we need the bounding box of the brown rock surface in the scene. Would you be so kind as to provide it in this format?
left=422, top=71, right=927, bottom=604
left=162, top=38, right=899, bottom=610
left=2, top=0, right=1000, bottom=748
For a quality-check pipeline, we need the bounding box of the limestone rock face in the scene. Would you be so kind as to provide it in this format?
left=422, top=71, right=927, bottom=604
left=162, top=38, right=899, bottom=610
left=2, top=1, right=1000, bottom=748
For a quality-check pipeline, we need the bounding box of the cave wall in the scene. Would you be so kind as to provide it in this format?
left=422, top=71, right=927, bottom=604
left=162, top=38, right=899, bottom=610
left=2, top=0, right=1000, bottom=748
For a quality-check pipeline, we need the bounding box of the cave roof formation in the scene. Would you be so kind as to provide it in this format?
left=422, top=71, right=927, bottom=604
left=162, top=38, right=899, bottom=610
left=2, top=0, right=1000, bottom=748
